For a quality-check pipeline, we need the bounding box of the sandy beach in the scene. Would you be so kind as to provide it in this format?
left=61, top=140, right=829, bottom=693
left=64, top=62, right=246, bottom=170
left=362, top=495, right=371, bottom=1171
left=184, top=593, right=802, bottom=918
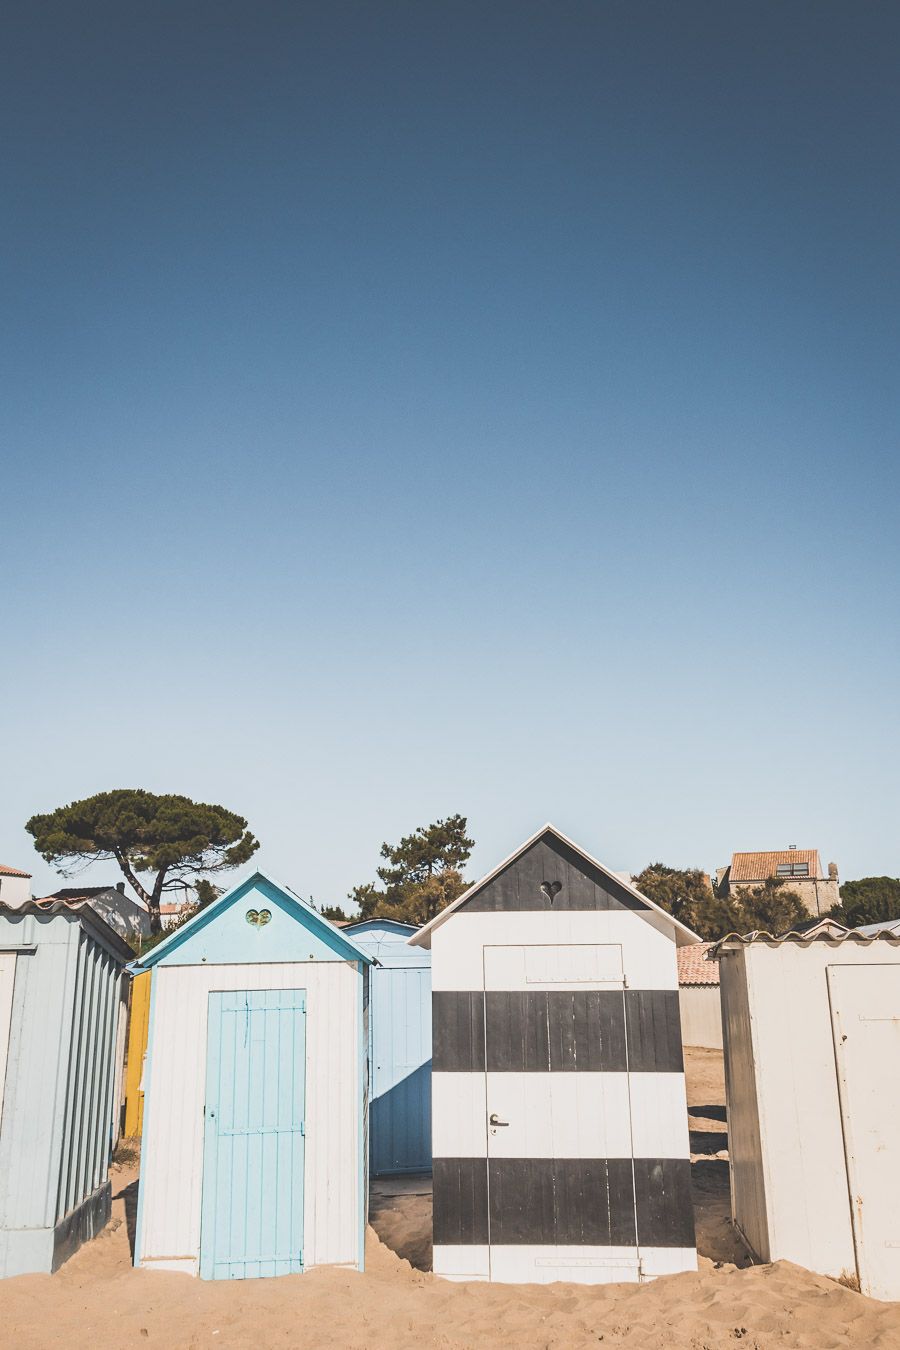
left=1, top=1048, right=898, bottom=1349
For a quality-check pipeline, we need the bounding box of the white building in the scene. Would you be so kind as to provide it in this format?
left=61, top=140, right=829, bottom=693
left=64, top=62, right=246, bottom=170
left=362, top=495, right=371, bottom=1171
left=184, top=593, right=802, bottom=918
left=134, top=870, right=374, bottom=1280
left=717, top=928, right=900, bottom=1300
left=411, top=824, right=699, bottom=1286
left=0, top=866, right=31, bottom=907
left=677, top=942, right=722, bottom=1050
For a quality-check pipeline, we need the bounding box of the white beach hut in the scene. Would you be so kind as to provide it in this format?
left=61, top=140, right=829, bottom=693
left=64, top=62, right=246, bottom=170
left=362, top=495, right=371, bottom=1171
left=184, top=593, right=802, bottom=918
left=717, top=927, right=900, bottom=1300
left=134, top=871, right=374, bottom=1280
left=411, top=824, right=699, bottom=1285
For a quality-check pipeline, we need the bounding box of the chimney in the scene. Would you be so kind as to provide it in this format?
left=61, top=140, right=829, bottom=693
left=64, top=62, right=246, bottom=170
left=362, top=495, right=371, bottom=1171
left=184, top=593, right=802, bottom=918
left=828, top=862, right=838, bottom=881
left=116, top=881, right=125, bottom=894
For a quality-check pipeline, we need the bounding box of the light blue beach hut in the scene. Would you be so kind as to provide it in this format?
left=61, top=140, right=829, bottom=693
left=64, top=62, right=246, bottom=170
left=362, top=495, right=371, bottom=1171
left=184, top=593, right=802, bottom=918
left=135, top=871, right=375, bottom=1280
left=0, top=899, right=131, bottom=1276
left=344, top=919, right=431, bottom=1176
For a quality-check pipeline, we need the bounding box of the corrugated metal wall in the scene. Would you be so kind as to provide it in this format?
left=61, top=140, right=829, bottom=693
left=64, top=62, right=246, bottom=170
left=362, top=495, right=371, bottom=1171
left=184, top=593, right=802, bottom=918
left=0, top=910, right=126, bottom=1271
left=54, top=931, right=123, bottom=1224
left=0, top=914, right=80, bottom=1236
left=138, top=959, right=361, bottom=1275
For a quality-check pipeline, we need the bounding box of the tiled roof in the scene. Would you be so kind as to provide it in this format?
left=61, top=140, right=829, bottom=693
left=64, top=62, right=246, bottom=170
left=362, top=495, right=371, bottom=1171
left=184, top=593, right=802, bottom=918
left=677, top=941, right=719, bottom=986
left=729, top=850, right=821, bottom=882
left=0, top=864, right=32, bottom=878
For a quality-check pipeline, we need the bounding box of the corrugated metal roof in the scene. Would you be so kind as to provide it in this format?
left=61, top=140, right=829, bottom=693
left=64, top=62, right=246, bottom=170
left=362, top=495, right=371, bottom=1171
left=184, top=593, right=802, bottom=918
left=729, top=850, right=822, bottom=881
left=712, top=924, right=900, bottom=957
left=853, top=918, right=900, bottom=937
left=677, top=941, right=719, bottom=986
left=0, top=864, right=31, bottom=878
left=0, top=899, right=134, bottom=962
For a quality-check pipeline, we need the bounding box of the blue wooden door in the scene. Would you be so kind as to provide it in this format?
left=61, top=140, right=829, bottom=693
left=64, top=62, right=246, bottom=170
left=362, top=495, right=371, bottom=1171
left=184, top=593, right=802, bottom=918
left=200, top=989, right=306, bottom=1279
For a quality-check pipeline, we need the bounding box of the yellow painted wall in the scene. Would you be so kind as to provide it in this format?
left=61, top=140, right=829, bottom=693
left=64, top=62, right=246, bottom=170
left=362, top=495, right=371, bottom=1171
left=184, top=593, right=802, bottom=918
left=124, top=971, right=151, bottom=1137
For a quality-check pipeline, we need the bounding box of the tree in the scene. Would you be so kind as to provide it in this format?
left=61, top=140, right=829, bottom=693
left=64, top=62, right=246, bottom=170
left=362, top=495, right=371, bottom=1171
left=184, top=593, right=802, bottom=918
left=26, top=789, right=259, bottom=934
left=350, top=815, right=474, bottom=926
left=194, top=878, right=222, bottom=911
left=632, top=864, right=716, bottom=932
left=319, top=903, right=350, bottom=923
left=725, top=877, right=808, bottom=937
left=634, top=863, right=808, bottom=940
left=829, top=876, right=900, bottom=928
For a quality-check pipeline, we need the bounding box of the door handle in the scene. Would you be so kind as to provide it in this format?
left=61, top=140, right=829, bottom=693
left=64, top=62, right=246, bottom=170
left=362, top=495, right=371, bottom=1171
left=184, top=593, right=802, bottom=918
left=489, top=1112, right=509, bottom=1127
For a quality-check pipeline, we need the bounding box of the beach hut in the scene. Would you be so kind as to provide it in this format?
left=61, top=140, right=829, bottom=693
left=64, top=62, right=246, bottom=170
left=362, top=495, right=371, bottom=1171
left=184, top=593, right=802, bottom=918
left=0, top=899, right=131, bottom=1276
left=411, top=824, right=699, bottom=1285
left=716, top=927, right=900, bottom=1300
left=134, top=871, right=374, bottom=1280
left=344, top=919, right=431, bottom=1176
left=677, top=942, right=722, bottom=1049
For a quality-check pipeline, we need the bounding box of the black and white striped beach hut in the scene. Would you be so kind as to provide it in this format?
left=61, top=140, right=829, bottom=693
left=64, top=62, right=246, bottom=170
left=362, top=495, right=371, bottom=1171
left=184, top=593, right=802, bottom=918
left=409, top=824, right=699, bottom=1285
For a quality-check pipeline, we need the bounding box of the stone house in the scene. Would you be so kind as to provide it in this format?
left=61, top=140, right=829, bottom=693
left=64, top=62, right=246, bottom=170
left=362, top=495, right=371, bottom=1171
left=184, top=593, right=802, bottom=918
left=716, top=848, right=839, bottom=918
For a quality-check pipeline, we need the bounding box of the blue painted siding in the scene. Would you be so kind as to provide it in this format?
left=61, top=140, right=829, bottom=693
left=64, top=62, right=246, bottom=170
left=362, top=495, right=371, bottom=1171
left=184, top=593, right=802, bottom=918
left=200, top=989, right=307, bottom=1280
left=142, top=873, right=374, bottom=971
left=345, top=922, right=432, bottom=1176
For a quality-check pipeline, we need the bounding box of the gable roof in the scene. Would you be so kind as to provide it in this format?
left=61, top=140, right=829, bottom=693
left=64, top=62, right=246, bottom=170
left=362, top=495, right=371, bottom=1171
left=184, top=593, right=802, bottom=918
left=409, top=824, right=700, bottom=948
left=344, top=919, right=419, bottom=937
left=677, top=941, right=719, bottom=986
left=137, top=869, right=376, bottom=970
left=729, top=850, right=822, bottom=882
left=0, top=864, right=31, bottom=878
left=854, top=918, right=900, bottom=937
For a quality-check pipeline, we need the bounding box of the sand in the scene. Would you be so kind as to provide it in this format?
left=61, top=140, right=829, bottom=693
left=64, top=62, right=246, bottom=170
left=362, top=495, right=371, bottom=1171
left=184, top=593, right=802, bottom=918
left=2, top=1047, right=899, bottom=1349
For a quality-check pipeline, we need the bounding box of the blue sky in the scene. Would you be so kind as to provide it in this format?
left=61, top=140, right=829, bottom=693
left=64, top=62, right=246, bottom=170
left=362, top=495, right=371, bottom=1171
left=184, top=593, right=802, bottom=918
left=2, top=1, right=898, bottom=902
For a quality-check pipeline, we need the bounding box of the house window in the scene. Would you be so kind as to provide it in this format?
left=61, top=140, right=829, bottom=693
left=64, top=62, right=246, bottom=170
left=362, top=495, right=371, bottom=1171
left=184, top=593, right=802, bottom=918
left=776, top=862, right=809, bottom=877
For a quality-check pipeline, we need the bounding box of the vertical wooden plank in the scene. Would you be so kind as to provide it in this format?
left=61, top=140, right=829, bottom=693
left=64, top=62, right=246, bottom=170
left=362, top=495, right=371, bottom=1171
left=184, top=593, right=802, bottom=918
left=124, top=972, right=151, bottom=1137
left=199, top=989, right=306, bottom=1279
left=199, top=991, right=223, bottom=1279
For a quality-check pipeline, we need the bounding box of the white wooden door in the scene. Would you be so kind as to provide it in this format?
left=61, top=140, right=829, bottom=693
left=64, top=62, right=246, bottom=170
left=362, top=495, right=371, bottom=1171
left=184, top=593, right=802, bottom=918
left=828, top=964, right=900, bottom=1300
left=482, top=943, right=641, bottom=1284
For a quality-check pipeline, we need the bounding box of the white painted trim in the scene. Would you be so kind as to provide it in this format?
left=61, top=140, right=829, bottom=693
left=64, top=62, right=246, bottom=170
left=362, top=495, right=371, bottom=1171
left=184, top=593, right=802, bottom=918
left=432, top=1244, right=490, bottom=1280
left=433, top=1243, right=697, bottom=1284
left=408, top=824, right=699, bottom=949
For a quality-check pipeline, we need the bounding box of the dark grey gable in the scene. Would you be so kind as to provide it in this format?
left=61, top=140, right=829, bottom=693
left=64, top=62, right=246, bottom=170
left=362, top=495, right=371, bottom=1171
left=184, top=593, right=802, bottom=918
left=457, top=831, right=649, bottom=914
